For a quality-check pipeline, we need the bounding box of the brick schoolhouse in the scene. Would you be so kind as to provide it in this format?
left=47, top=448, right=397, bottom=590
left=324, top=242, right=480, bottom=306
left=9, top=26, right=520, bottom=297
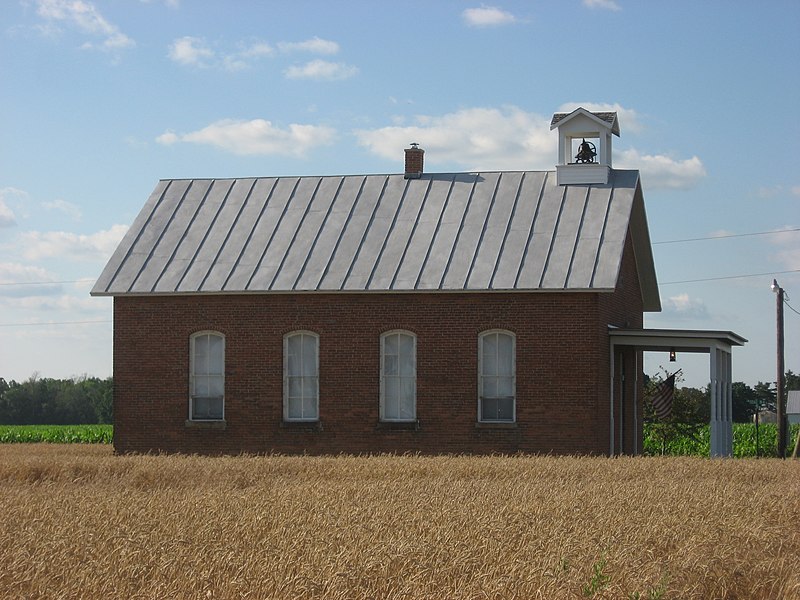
left=93, top=108, right=667, bottom=456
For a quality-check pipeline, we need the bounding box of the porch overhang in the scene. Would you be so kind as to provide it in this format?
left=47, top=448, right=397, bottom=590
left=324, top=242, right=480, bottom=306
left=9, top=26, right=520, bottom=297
left=608, top=327, right=748, bottom=457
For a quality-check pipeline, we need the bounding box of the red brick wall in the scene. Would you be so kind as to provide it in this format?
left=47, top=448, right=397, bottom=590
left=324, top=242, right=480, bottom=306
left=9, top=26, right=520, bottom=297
left=113, top=241, right=645, bottom=456
left=599, top=232, right=646, bottom=455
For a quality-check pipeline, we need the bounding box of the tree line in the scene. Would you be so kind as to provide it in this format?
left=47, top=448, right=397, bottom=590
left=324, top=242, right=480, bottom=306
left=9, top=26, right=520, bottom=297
left=0, top=371, right=796, bottom=427
left=645, top=370, right=799, bottom=425
left=644, top=370, right=799, bottom=455
left=0, top=375, right=112, bottom=425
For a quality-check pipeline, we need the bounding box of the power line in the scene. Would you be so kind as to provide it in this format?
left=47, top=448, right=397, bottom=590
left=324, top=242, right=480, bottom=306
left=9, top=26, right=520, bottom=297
left=659, top=269, right=800, bottom=285
left=0, top=278, right=95, bottom=287
left=653, top=227, right=800, bottom=245
left=0, top=319, right=111, bottom=328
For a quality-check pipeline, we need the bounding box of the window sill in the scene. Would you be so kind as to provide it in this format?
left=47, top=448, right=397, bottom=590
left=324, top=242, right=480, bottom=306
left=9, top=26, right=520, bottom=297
left=281, top=420, right=323, bottom=432
left=475, top=421, right=517, bottom=429
left=376, top=420, right=420, bottom=431
left=185, top=419, right=227, bottom=430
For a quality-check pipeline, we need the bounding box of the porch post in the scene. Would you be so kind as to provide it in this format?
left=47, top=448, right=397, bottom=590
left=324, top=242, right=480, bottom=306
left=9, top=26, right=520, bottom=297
left=609, top=342, right=615, bottom=456
left=710, top=346, right=720, bottom=456
left=710, top=345, right=733, bottom=457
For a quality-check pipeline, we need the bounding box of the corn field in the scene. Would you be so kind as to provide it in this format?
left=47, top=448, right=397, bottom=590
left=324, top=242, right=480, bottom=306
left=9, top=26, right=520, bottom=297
left=1, top=445, right=798, bottom=599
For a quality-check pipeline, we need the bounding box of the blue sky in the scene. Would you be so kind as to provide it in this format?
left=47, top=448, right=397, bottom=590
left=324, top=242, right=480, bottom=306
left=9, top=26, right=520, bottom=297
left=1, top=0, right=798, bottom=388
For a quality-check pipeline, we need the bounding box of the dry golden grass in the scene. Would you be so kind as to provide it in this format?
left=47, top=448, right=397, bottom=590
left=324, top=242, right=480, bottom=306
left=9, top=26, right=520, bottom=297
left=1, top=446, right=798, bottom=600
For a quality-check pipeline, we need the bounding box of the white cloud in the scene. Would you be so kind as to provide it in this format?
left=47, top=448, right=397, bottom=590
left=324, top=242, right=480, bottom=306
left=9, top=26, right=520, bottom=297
left=168, top=36, right=214, bottom=67
left=35, top=0, right=135, bottom=52
left=557, top=101, right=644, bottom=134
left=355, top=106, right=555, bottom=171
left=278, top=37, right=339, bottom=55
left=661, top=293, right=709, bottom=320
left=355, top=104, right=706, bottom=187
left=18, top=224, right=128, bottom=262
left=616, top=149, right=706, bottom=190
left=156, top=119, right=336, bottom=157
left=757, top=184, right=800, bottom=199
left=0, top=199, right=15, bottom=228
left=583, top=0, right=622, bottom=11
left=167, top=36, right=346, bottom=72
left=43, top=199, right=82, bottom=221
left=284, top=59, right=359, bottom=81
left=155, top=130, right=179, bottom=145
left=139, top=0, right=180, bottom=7
left=168, top=37, right=277, bottom=71
left=462, top=5, right=519, bottom=27
left=0, top=187, right=29, bottom=227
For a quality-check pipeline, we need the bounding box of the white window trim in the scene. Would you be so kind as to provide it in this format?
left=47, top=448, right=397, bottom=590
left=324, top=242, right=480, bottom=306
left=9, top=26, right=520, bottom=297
left=380, top=330, right=417, bottom=422
left=189, top=331, right=225, bottom=422
left=477, top=330, right=516, bottom=423
left=283, top=331, right=320, bottom=422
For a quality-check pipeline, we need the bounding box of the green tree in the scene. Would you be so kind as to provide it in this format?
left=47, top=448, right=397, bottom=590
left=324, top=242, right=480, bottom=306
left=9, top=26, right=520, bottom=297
left=644, top=371, right=706, bottom=455
left=731, top=382, right=757, bottom=422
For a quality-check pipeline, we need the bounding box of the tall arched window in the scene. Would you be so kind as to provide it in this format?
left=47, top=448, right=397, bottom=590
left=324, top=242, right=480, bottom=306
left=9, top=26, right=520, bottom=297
left=380, top=330, right=417, bottom=422
left=190, top=331, right=225, bottom=421
left=284, top=331, right=319, bottom=421
left=478, top=330, right=515, bottom=423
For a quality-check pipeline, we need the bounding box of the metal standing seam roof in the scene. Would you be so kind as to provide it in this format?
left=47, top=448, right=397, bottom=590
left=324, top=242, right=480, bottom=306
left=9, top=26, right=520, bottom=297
left=92, top=169, right=661, bottom=310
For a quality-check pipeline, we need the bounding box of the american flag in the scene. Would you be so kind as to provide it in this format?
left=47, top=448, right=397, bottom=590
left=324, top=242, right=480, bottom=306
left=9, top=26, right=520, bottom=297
left=650, top=374, right=676, bottom=421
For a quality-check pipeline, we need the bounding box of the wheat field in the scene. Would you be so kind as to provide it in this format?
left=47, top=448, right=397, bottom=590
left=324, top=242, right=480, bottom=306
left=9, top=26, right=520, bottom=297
left=1, top=445, right=798, bottom=599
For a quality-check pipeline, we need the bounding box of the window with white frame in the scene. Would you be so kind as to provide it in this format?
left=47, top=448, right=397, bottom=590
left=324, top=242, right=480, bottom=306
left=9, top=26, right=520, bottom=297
left=380, top=330, right=416, bottom=421
left=284, top=331, right=319, bottom=421
left=478, top=330, right=516, bottom=422
left=190, top=331, right=225, bottom=421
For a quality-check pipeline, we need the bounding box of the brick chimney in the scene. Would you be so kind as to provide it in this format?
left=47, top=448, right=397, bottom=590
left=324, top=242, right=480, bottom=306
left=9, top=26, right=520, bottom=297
left=404, top=143, right=424, bottom=179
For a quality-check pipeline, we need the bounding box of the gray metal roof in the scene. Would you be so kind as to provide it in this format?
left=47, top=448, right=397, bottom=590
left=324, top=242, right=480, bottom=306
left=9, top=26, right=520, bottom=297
left=550, top=110, right=620, bottom=136
left=92, top=169, right=660, bottom=310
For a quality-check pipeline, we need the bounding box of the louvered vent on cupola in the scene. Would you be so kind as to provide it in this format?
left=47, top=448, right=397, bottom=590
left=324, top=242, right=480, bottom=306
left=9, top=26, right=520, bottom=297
left=550, top=107, right=620, bottom=185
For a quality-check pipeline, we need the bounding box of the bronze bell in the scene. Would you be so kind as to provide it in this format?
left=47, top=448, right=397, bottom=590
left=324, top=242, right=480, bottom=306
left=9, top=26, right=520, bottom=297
left=575, top=138, right=597, bottom=164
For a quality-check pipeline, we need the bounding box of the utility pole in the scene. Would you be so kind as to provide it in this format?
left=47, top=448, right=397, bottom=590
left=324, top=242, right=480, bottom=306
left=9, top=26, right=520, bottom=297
left=772, top=279, right=786, bottom=458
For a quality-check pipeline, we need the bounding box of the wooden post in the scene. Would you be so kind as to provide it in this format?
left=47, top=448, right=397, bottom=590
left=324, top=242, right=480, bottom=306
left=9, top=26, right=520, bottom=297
left=775, top=284, right=786, bottom=458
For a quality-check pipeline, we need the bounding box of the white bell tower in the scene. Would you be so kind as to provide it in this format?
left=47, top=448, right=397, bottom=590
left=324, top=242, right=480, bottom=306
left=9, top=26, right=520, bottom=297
left=550, top=107, right=620, bottom=185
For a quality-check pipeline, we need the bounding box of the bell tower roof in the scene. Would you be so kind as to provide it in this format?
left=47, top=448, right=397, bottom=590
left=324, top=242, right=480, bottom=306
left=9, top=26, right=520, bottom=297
left=550, top=108, right=620, bottom=136
left=551, top=107, right=620, bottom=186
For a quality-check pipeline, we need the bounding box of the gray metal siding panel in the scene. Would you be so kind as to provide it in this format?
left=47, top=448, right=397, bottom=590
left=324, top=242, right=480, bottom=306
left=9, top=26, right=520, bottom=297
left=344, top=175, right=405, bottom=290
left=467, top=172, right=523, bottom=289
left=249, top=177, right=319, bottom=290
left=414, top=175, right=468, bottom=289
left=394, top=176, right=455, bottom=290
left=154, top=179, right=235, bottom=293
left=592, top=187, right=634, bottom=288
left=515, top=182, right=565, bottom=288
left=294, top=176, right=364, bottom=291
left=179, top=178, right=257, bottom=292
left=540, top=185, right=588, bottom=289
left=491, top=171, right=547, bottom=289
left=319, top=176, right=387, bottom=290
left=135, top=179, right=213, bottom=293
left=284, top=176, right=343, bottom=290
left=567, top=186, right=612, bottom=289
left=92, top=179, right=171, bottom=294
left=367, top=178, right=425, bottom=290
left=442, top=172, right=501, bottom=289
left=116, top=179, right=192, bottom=293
